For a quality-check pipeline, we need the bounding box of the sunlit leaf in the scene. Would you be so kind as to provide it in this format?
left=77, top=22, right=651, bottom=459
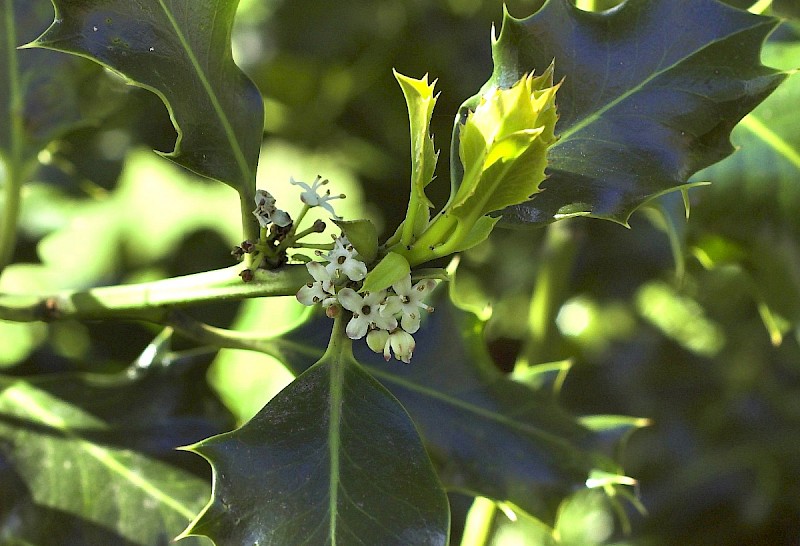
left=361, top=251, right=410, bottom=293
left=183, top=328, right=449, bottom=546
left=475, top=0, right=786, bottom=225
left=30, top=0, right=264, bottom=194
left=393, top=71, right=438, bottom=247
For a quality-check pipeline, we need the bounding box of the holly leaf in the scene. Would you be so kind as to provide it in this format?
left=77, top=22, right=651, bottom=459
left=28, top=0, right=264, bottom=193
left=274, top=301, right=613, bottom=520
left=477, top=0, right=787, bottom=225
left=0, top=347, right=230, bottom=545
left=182, top=331, right=450, bottom=546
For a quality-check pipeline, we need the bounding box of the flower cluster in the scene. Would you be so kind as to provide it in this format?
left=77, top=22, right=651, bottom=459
left=234, top=176, right=343, bottom=274
left=296, top=237, right=435, bottom=363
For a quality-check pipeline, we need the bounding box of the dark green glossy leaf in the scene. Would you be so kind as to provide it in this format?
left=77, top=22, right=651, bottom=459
left=475, top=0, right=786, bottom=225
left=0, top=348, right=230, bottom=546
left=274, top=301, right=611, bottom=520
left=183, top=322, right=449, bottom=546
left=30, top=0, right=264, bottom=193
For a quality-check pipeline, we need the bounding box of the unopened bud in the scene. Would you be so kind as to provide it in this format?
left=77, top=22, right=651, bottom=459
left=313, top=219, right=326, bottom=232
left=239, top=269, right=254, bottom=283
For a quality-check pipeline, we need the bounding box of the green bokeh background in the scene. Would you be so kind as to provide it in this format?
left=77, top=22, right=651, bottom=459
left=2, top=0, right=799, bottom=544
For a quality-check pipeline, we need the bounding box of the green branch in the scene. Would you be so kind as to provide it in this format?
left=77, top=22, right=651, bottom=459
left=0, top=264, right=309, bottom=323
left=1, top=0, right=24, bottom=274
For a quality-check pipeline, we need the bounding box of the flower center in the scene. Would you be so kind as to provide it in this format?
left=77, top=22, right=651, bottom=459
left=362, top=305, right=371, bottom=315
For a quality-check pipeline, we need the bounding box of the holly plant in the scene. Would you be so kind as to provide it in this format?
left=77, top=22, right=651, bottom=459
left=0, top=0, right=795, bottom=545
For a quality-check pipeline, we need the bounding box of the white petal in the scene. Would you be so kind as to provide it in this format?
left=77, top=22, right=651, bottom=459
left=337, top=288, right=363, bottom=313
left=307, top=261, right=331, bottom=283
left=296, top=283, right=326, bottom=306
left=272, top=209, right=293, bottom=227
left=401, top=312, right=421, bottom=334
left=342, top=258, right=367, bottom=281
left=392, top=274, right=413, bottom=297
left=346, top=316, right=369, bottom=339
left=374, top=313, right=398, bottom=332
left=380, top=296, right=403, bottom=318
left=289, top=177, right=312, bottom=192
left=252, top=209, right=271, bottom=228
left=412, top=279, right=436, bottom=300
left=390, top=330, right=415, bottom=363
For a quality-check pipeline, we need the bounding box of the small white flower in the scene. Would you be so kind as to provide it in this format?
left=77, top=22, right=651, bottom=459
left=290, top=175, right=345, bottom=218
left=386, top=275, right=435, bottom=334
left=296, top=262, right=337, bottom=308
left=367, top=329, right=415, bottom=363
left=325, top=236, right=367, bottom=281
left=253, top=189, right=292, bottom=228
left=338, top=288, right=397, bottom=339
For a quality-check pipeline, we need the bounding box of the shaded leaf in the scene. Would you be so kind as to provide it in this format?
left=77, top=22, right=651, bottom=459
left=30, top=0, right=264, bottom=193
left=273, top=300, right=613, bottom=520
left=0, top=0, right=115, bottom=171
left=773, top=0, right=800, bottom=19
left=477, top=0, right=786, bottom=225
left=690, top=42, right=800, bottom=325
left=0, top=349, right=230, bottom=545
left=183, top=323, right=449, bottom=546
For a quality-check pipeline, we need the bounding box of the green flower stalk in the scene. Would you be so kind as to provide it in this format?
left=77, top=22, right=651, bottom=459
left=390, top=64, right=561, bottom=266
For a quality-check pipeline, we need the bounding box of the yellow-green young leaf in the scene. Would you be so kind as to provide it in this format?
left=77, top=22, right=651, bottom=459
left=333, top=218, right=378, bottom=263
left=451, top=69, right=559, bottom=225
left=361, top=252, right=410, bottom=294
left=394, top=71, right=439, bottom=245
left=448, top=215, right=500, bottom=255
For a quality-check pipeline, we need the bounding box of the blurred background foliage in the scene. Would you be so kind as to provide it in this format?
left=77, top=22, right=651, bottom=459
left=1, top=0, right=799, bottom=544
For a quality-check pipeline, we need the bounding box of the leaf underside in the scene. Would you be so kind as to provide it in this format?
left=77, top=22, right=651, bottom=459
left=185, top=353, right=450, bottom=546
left=483, top=0, right=786, bottom=225
left=30, top=0, right=264, bottom=193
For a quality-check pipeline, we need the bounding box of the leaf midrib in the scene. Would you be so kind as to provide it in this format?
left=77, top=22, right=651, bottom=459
left=156, top=0, right=252, bottom=185
left=327, top=358, right=345, bottom=545
left=367, top=367, right=582, bottom=452
left=2, top=1, right=23, bottom=162
left=278, top=341, right=582, bottom=454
